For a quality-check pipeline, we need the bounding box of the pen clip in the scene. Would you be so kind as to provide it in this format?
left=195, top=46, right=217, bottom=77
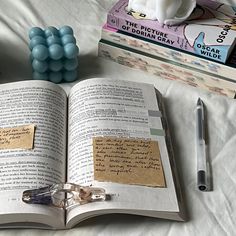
left=22, top=183, right=107, bottom=209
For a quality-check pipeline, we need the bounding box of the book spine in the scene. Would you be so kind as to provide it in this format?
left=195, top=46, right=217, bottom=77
left=98, top=39, right=236, bottom=98
left=102, top=25, right=236, bottom=80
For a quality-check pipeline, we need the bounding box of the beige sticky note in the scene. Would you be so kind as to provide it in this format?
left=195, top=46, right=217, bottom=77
left=0, top=124, right=35, bottom=150
left=93, top=137, right=166, bottom=187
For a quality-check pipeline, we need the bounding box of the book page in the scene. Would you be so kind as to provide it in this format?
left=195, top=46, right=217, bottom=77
left=67, top=78, right=179, bottom=226
left=68, top=78, right=162, bottom=185
left=0, top=80, right=67, bottom=228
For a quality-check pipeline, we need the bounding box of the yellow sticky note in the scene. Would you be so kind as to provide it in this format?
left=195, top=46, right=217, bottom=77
left=0, top=124, right=35, bottom=150
left=93, top=137, right=166, bottom=187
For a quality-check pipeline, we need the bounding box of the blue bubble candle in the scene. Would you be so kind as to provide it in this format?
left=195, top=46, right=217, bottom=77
left=29, top=26, right=79, bottom=83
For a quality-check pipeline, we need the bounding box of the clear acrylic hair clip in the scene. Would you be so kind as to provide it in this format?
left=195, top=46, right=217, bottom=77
left=22, top=183, right=107, bottom=209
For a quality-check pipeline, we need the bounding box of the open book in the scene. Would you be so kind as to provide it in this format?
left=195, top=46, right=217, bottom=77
left=0, top=78, right=185, bottom=229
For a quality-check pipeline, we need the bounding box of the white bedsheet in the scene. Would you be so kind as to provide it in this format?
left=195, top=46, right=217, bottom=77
left=0, top=0, right=236, bottom=235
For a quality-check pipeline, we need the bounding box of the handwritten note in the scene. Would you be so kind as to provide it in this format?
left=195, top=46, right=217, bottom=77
left=0, top=124, right=35, bottom=150
left=93, top=137, right=166, bottom=187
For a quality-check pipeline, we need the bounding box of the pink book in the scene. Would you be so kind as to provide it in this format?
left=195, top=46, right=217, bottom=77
left=107, top=0, right=236, bottom=63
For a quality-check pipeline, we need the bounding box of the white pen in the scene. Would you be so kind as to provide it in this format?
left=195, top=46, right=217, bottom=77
left=196, top=98, right=207, bottom=191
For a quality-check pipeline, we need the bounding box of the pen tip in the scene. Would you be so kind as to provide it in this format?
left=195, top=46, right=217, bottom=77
left=197, top=98, right=203, bottom=106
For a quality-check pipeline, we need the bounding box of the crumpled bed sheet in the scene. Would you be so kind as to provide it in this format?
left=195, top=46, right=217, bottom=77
left=0, top=0, right=236, bottom=235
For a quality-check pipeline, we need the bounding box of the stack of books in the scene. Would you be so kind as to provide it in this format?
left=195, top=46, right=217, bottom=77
left=98, top=0, right=236, bottom=98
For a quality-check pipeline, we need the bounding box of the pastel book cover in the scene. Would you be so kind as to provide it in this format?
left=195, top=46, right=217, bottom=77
left=101, top=24, right=236, bottom=83
left=107, top=0, right=236, bottom=63
left=98, top=39, right=236, bottom=98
